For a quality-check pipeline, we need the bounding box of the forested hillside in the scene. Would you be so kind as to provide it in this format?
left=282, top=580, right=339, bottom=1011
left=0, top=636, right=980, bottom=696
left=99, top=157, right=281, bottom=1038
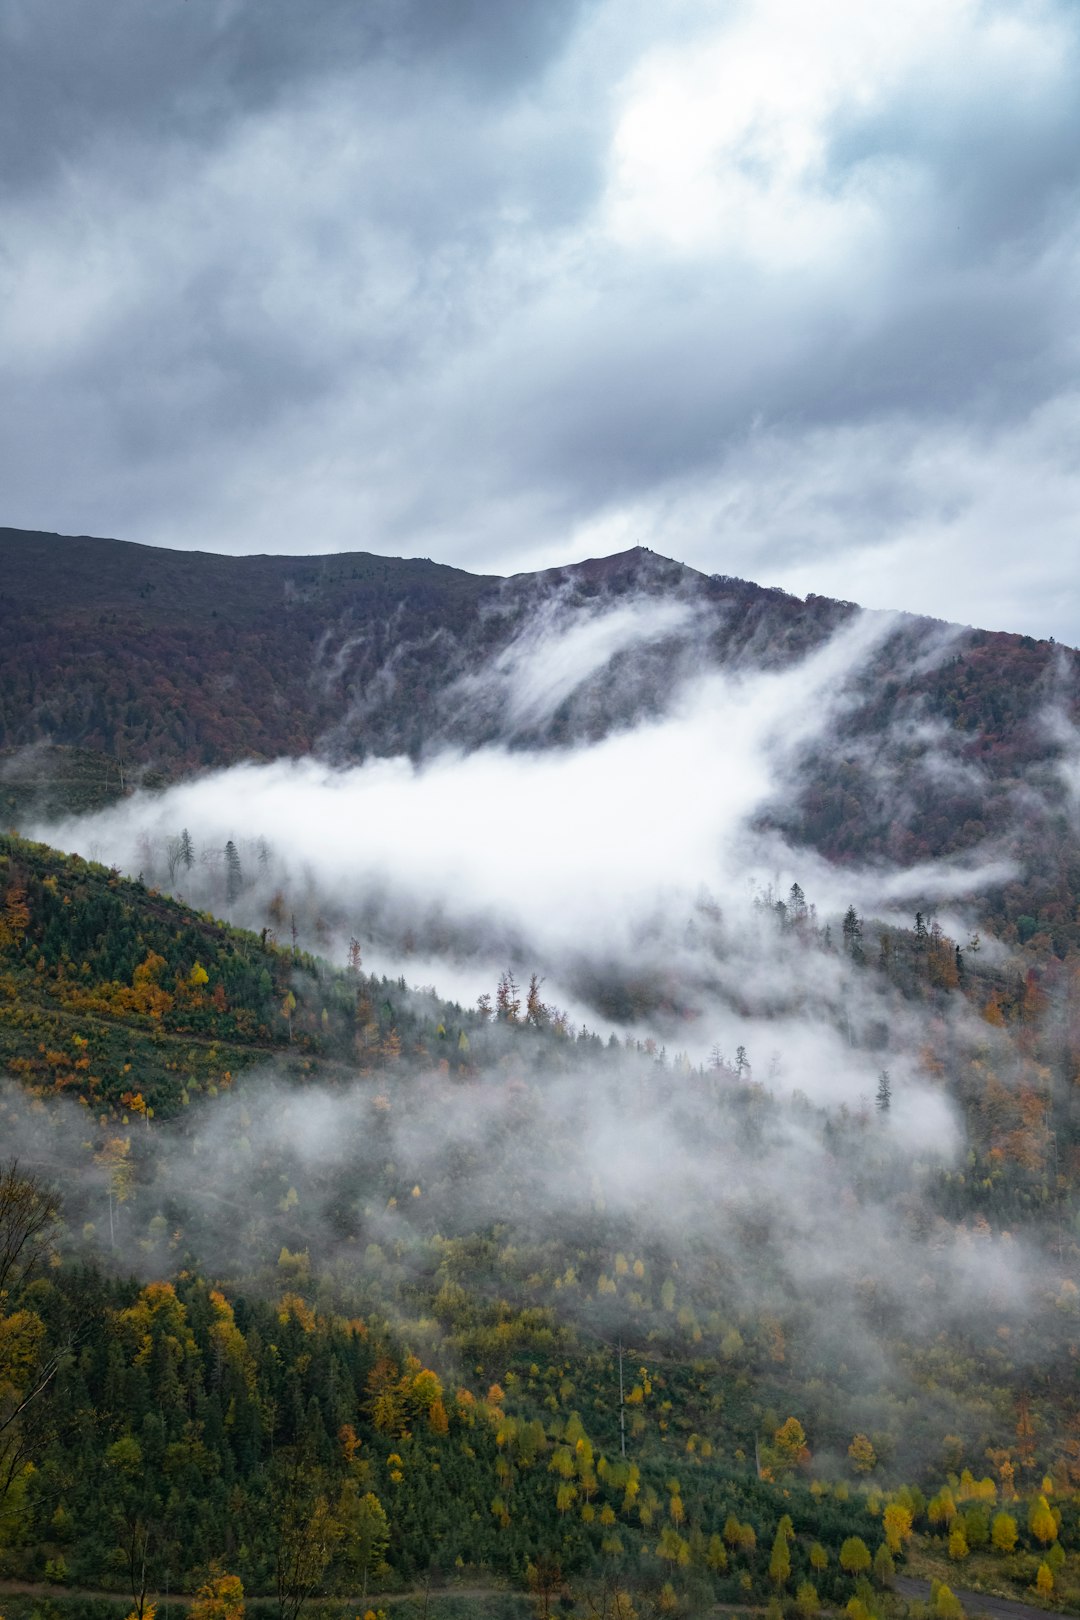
left=4, top=529, right=1069, bottom=780
left=0, top=529, right=855, bottom=772
left=0, top=831, right=497, bottom=1116
left=7, top=0, right=1080, bottom=1609
left=3, top=528, right=1079, bottom=957
left=1, top=837, right=1080, bottom=1616
left=3, top=529, right=1080, bottom=1617
left=0, top=528, right=494, bottom=768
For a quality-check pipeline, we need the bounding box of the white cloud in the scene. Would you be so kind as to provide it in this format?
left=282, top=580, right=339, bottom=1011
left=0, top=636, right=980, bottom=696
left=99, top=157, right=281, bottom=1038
left=603, top=0, right=1067, bottom=265
left=447, top=592, right=699, bottom=728
left=34, top=604, right=1010, bottom=1102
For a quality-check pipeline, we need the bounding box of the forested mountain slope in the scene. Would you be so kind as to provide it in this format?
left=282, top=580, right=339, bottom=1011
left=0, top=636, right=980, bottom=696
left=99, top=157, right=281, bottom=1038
left=0, top=527, right=853, bottom=771
left=2, top=838, right=1080, bottom=1615
left=2, top=526, right=1073, bottom=774
left=0, top=527, right=495, bottom=767
left=0, top=831, right=478, bottom=1115
left=3, top=526, right=1080, bottom=958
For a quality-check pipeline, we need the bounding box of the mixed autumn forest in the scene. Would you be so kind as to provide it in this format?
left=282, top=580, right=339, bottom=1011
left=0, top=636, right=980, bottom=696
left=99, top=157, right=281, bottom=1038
left=1, top=527, right=1080, bottom=1620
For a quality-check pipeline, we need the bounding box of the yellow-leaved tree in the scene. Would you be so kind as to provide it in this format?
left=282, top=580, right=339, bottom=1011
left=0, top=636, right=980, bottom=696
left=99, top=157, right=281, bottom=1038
left=1028, top=1495, right=1058, bottom=1546
left=882, top=1501, right=913, bottom=1554
left=769, top=1526, right=792, bottom=1587
left=190, top=1571, right=245, bottom=1620
left=848, top=1434, right=877, bottom=1475
left=839, top=1538, right=871, bottom=1577
left=991, top=1512, right=1017, bottom=1553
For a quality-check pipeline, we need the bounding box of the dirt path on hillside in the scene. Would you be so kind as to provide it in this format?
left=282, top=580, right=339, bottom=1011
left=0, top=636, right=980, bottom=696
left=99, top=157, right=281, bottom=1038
left=0, top=1579, right=525, bottom=1610
left=0, top=1579, right=192, bottom=1604
left=0, top=1577, right=780, bottom=1614
left=895, top=1574, right=1061, bottom=1620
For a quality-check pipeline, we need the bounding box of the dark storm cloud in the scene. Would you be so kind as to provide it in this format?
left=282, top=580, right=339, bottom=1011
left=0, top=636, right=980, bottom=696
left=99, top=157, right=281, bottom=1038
left=0, top=0, right=596, bottom=192
left=3, top=0, right=1080, bottom=640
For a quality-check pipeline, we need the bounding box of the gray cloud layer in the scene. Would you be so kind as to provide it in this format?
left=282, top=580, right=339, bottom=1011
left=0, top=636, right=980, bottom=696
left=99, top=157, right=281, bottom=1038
left=3, top=0, right=1080, bottom=640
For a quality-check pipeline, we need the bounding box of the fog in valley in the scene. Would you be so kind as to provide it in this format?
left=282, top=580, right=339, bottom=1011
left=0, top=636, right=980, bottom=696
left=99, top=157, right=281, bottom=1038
left=9, top=596, right=1073, bottom=1478
left=34, top=597, right=1011, bottom=1045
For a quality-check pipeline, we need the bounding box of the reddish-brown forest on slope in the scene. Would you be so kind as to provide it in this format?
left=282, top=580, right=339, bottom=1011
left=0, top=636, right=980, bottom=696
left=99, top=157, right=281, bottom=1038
left=2, top=526, right=1079, bottom=955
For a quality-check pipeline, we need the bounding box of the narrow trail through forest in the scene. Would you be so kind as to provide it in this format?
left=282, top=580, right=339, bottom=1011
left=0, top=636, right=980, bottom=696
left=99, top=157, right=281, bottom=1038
left=0, top=1575, right=1063, bottom=1618
left=895, top=1575, right=1061, bottom=1620
left=0, top=1579, right=772, bottom=1614
left=0, top=1581, right=528, bottom=1610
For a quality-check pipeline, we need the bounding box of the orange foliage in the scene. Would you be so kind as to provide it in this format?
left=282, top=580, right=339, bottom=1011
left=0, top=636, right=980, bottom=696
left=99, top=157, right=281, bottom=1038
left=367, top=1355, right=448, bottom=1437
left=277, top=1293, right=316, bottom=1333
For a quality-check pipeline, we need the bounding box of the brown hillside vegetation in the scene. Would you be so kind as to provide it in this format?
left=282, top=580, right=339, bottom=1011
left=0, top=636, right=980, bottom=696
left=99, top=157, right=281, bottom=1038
left=2, top=527, right=1079, bottom=957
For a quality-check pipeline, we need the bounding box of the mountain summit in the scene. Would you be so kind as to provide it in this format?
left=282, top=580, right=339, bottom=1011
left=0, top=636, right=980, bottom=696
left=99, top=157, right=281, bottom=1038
left=2, top=524, right=1078, bottom=957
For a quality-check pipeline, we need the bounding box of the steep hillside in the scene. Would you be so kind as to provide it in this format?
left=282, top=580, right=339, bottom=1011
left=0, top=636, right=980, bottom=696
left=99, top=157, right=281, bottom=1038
left=0, top=527, right=846, bottom=770
left=1, top=836, right=1079, bottom=1613
left=3, top=527, right=1080, bottom=958
left=0, top=744, right=130, bottom=824
left=0, top=832, right=481, bottom=1116
left=0, top=527, right=495, bottom=768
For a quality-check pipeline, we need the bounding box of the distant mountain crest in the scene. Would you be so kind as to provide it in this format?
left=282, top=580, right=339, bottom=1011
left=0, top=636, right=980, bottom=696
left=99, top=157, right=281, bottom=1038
left=2, top=523, right=1078, bottom=955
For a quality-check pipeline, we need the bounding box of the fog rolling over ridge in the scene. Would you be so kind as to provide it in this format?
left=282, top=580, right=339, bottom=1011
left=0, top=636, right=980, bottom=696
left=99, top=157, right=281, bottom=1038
left=8, top=0, right=1080, bottom=1591
left=34, top=592, right=1011, bottom=1059
left=7, top=580, right=1080, bottom=1493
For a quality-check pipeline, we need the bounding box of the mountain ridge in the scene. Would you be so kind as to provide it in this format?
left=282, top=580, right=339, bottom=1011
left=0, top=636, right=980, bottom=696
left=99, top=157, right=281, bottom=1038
left=5, top=523, right=1065, bottom=642
left=3, top=524, right=1080, bottom=958
left=0, top=523, right=866, bottom=770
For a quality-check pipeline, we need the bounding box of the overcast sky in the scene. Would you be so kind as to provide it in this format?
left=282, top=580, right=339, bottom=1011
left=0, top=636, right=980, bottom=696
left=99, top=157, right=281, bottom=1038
left=3, top=0, right=1080, bottom=641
